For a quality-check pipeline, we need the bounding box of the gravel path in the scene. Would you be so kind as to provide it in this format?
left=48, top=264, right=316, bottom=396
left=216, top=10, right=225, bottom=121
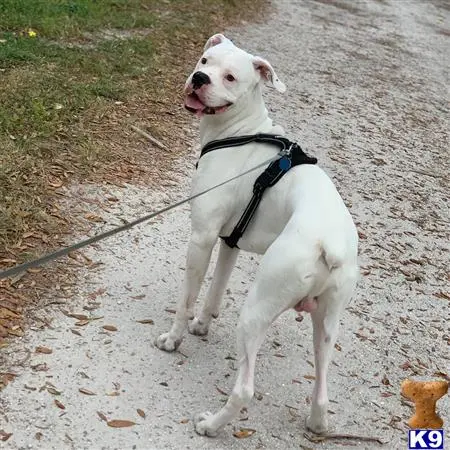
left=2, top=1, right=449, bottom=449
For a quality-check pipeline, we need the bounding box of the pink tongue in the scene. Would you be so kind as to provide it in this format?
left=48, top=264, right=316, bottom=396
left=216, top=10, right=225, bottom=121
left=185, top=94, right=204, bottom=111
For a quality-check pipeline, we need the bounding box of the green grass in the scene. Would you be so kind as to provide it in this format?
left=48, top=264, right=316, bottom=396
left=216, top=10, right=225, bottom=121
left=0, top=0, right=266, bottom=256
left=0, top=0, right=158, bottom=38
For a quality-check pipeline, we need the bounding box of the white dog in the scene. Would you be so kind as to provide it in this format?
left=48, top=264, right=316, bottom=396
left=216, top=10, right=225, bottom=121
left=156, top=33, right=359, bottom=437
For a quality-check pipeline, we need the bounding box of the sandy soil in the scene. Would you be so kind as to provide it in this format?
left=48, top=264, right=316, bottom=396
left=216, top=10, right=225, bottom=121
left=1, top=0, right=449, bottom=449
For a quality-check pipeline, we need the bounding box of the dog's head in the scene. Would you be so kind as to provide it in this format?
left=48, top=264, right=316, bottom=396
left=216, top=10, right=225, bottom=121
left=184, top=33, right=286, bottom=117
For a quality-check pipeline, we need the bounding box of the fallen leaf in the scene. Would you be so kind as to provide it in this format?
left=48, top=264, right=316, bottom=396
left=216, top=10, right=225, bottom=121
left=233, top=428, right=256, bottom=438
left=433, top=291, right=450, bottom=300
left=35, top=346, right=52, bottom=354
left=303, top=375, right=316, bottom=381
left=165, top=308, right=176, bottom=314
left=130, top=294, right=145, bottom=300
left=97, top=411, right=108, bottom=422
left=69, top=313, right=89, bottom=321
left=75, top=320, right=90, bottom=326
left=106, top=391, right=120, bottom=396
left=137, top=409, right=146, bottom=418
left=47, top=387, right=61, bottom=395
left=136, top=319, right=154, bottom=325
left=79, top=388, right=96, bottom=396
left=31, top=363, right=48, bottom=372
left=400, top=361, right=412, bottom=370
left=216, top=386, right=228, bottom=396
left=381, top=392, right=394, bottom=398
left=273, top=353, right=286, bottom=358
left=71, top=329, right=82, bottom=336
left=292, top=379, right=302, bottom=384
left=0, top=430, right=12, bottom=442
left=102, top=325, right=117, bottom=332
left=334, top=343, right=342, bottom=351
left=87, top=288, right=106, bottom=301
left=107, top=420, right=136, bottom=428
left=84, top=213, right=104, bottom=223
left=54, top=399, right=65, bottom=409
left=35, top=432, right=43, bottom=440
left=433, top=371, right=450, bottom=382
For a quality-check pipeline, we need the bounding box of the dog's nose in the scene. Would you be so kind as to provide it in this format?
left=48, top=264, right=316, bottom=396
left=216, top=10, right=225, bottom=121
left=192, top=71, right=211, bottom=90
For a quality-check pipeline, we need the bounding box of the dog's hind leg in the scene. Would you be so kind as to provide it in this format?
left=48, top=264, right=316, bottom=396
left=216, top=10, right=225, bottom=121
left=306, top=265, right=358, bottom=434
left=155, top=232, right=217, bottom=352
left=189, top=241, right=239, bottom=336
left=195, top=238, right=317, bottom=436
left=194, top=284, right=280, bottom=436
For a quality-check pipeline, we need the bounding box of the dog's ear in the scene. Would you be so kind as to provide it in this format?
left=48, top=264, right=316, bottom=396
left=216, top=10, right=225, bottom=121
left=204, top=33, right=233, bottom=51
left=252, top=56, right=286, bottom=93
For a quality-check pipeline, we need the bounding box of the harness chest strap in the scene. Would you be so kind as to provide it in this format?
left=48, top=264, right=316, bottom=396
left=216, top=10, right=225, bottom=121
left=197, top=133, right=317, bottom=249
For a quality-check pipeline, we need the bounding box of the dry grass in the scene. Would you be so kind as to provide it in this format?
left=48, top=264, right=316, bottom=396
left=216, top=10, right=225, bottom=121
left=0, top=0, right=269, bottom=349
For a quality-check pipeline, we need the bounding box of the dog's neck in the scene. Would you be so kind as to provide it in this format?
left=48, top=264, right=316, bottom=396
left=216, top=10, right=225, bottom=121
left=199, top=84, right=279, bottom=147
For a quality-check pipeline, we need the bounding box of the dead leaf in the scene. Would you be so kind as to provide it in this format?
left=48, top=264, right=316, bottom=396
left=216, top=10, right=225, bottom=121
left=71, top=329, right=82, bottom=336
left=35, top=432, right=43, bottom=440
left=69, top=313, right=89, bottom=321
left=97, top=411, right=108, bottom=422
left=106, top=391, right=120, bottom=396
left=381, top=392, right=394, bottom=398
left=102, top=325, right=117, bottom=332
left=433, top=291, right=450, bottom=300
left=273, top=353, right=286, bottom=358
left=35, top=346, right=52, bottom=354
left=303, top=375, right=316, bottom=381
left=87, top=288, right=106, bottom=300
left=136, top=319, right=154, bottom=324
left=233, top=428, right=256, bottom=438
left=164, top=308, right=176, bottom=314
left=107, top=420, right=136, bottom=428
left=400, top=361, right=412, bottom=370
left=31, top=363, right=48, bottom=372
left=433, top=371, right=450, bottom=382
left=54, top=399, right=65, bottom=409
left=47, top=387, right=61, bottom=395
left=137, top=409, right=146, bottom=418
left=75, top=320, right=90, bottom=326
left=215, top=386, right=228, bottom=396
left=334, top=343, right=342, bottom=351
left=84, top=213, right=104, bottom=223
left=79, top=388, right=96, bottom=396
left=130, top=294, right=146, bottom=300
left=0, top=430, right=12, bottom=442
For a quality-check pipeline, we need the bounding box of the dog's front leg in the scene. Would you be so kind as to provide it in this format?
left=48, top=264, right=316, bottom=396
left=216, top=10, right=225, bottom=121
left=189, top=240, right=239, bottom=336
left=155, top=233, right=216, bottom=352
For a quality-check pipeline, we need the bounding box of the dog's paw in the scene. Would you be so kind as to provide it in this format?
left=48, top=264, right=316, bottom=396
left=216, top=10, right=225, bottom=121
left=188, top=317, right=209, bottom=336
left=194, top=411, right=219, bottom=437
left=154, top=332, right=182, bottom=352
left=306, top=412, right=328, bottom=435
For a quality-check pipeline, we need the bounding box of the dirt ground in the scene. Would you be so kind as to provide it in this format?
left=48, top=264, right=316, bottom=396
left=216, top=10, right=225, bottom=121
left=1, top=0, right=449, bottom=449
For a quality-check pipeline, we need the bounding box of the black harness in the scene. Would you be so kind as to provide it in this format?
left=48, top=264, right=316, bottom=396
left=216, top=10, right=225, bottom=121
left=198, top=133, right=317, bottom=249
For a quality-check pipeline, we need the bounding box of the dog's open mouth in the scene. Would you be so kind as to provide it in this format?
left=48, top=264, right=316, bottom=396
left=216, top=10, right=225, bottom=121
left=184, top=91, right=232, bottom=116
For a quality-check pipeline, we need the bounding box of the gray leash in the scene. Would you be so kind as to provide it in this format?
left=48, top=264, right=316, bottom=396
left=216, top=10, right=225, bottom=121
left=0, top=155, right=279, bottom=280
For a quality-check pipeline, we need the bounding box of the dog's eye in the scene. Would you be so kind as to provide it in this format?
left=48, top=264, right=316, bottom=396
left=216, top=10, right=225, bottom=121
left=201, top=57, right=207, bottom=64
left=225, top=74, right=235, bottom=82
